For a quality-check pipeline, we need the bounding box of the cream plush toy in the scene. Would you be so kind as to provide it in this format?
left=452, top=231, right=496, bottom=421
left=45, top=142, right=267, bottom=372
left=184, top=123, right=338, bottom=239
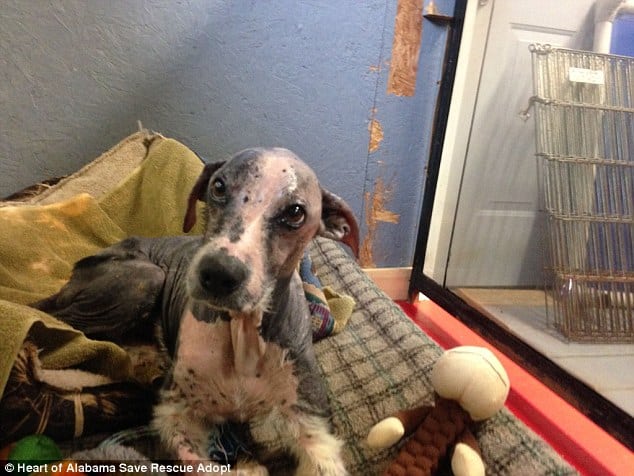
left=367, top=346, right=510, bottom=476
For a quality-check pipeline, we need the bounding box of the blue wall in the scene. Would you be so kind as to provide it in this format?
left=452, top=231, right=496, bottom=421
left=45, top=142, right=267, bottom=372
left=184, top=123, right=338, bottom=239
left=0, top=0, right=453, bottom=267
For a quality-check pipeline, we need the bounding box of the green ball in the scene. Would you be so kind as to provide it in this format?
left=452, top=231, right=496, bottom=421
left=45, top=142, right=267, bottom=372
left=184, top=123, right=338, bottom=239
left=8, top=434, right=62, bottom=463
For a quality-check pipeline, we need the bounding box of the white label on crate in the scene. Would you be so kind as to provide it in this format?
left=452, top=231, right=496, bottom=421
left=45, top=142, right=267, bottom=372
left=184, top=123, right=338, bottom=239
left=568, top=67, right=605, bottom=85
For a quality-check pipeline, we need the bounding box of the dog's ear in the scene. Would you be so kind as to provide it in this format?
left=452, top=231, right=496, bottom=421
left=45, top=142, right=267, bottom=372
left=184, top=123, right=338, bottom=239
left=319, top=188, right=360, bottom=258
left=183, top=161, right=225, bottom=233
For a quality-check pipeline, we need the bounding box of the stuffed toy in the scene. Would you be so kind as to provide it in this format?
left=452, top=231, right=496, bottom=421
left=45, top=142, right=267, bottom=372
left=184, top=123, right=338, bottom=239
left=366, top=346, right=510, bottom=476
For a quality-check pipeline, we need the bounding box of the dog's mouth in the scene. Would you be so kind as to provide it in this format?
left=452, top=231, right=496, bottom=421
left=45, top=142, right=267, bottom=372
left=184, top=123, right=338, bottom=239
left=191, top=287, right=271, bottom=317
left=228, top=309, right=267, bottom=377
left=188, top=270, right=273, bottom=317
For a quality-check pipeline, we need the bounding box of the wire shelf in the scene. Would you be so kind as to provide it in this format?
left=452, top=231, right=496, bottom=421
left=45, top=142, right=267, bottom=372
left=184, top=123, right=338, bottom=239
left=530, top=43, right=634, bottom=108
left=531, top=44, right=634, bottom=342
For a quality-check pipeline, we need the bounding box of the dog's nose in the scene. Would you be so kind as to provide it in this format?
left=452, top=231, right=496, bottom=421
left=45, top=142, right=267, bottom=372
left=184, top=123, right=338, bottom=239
left=197, top=252, right=249, bottom=297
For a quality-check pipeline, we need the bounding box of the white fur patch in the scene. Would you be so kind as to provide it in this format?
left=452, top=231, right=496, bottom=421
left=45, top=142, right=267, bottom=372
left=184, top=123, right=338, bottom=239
left=283, top=413, right=348, bottom=476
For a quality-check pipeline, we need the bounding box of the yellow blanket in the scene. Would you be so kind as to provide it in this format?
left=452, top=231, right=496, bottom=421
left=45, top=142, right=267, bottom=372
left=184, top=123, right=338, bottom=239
left=0, top=135, right=205, bottom=395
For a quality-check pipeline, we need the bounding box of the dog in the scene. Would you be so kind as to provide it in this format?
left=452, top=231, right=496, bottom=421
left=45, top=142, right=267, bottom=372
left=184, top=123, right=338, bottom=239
left=36, top=147, right=359, bottom=475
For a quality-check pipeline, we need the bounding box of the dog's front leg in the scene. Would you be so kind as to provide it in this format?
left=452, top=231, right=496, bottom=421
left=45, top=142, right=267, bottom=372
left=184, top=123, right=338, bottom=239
left=285, top=413, right=347, bottom=476
left=152, top=396, right=209, bottom=463
left=153, top=395, right=270, bottom=476
left=153, top=394, right=229, bottom=476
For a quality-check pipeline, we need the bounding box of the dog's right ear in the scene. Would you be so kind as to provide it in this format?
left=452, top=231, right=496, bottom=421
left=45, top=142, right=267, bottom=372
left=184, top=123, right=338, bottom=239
left=183, top=161, right=225, bottom=233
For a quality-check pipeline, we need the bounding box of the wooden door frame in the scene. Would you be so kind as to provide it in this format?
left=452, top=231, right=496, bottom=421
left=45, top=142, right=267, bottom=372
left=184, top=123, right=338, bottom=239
left=418, top=0, right=493, bottom=284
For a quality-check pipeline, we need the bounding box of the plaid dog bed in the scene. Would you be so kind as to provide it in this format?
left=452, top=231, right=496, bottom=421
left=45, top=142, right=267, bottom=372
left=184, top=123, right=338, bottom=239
left=309, top=237, right=577, bottom=475
left=1, top=133, right=577, bottom=474
left=89, top=237, right=576, bottom=475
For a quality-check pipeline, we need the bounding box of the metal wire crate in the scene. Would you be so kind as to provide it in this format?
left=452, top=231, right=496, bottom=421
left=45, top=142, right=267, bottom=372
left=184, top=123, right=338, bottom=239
left=530, top=44, right=634, bottom=342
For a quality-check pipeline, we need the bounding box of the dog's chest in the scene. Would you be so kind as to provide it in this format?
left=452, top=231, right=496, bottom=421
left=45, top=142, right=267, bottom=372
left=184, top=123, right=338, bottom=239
left=171, top=310, right=298, bottom=423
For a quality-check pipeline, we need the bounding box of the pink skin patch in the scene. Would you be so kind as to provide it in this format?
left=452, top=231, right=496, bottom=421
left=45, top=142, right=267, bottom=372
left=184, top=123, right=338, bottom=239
left=229, top=310, right=267, bottom=377
left=173, top=310, right=298, bottom=423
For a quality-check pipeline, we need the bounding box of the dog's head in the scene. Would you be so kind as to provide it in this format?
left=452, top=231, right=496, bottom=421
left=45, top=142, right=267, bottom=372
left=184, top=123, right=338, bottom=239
left=183, top=147, right=359, bottom=313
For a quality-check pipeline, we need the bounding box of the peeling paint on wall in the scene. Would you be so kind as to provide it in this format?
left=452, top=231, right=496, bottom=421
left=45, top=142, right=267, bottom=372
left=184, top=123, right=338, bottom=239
left=360, top=175, right=400, bottom=267
left=387, top=0, right=424, bottom=96
left=368, top=117, right=384, bottom=153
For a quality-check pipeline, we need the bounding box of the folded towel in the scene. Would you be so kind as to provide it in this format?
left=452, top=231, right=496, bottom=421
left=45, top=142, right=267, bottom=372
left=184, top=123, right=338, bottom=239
left=0, top=133, right=355, bottom=445
left=0, top=194, right=132, bottom=395
left=99, top=137, right=205, bottom=237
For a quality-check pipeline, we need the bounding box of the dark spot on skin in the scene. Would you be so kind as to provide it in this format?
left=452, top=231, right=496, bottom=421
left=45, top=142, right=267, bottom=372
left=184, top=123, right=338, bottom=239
left=187, top=368, right=195, bottom=375
left=256, top=373, right=261, bottom=378
left=229, top=217, right=245, bottom=243
left=219, top=312, right=231, bottom=322
left=219, top=392, right=226, bottom=399
left=258, top=400, right=265, bottom=406
left=182, top=438, right=194, bottom=451
left=190, top=302, right=225, bottom=324
left=230, top=151, right=261, bottom=180
left=212, top=400, right=218, bottom=405
left=205, top=204, right=226, bottom=239
left=243, top=195, right=249, bottom=203
left=281, top=399, right=287, bottom=406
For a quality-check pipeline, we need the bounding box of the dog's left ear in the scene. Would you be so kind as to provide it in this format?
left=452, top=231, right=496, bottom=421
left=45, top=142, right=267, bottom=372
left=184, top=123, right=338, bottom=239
left=183, top=161, right=225, bottom=233
left=319, top=188, right=360, bottom=258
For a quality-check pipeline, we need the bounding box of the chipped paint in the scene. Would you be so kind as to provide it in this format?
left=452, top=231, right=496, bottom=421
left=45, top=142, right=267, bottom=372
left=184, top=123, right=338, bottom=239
left=360, top=175, right=400, bottom=267
left=387, top=0, right=424, bottom=96
left=368, top=118, right=384, bottom=153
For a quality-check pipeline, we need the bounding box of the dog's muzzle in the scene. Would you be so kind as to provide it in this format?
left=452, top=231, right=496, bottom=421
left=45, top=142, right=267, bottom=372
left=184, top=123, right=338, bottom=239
left=191, top=249, right=251, bottom=304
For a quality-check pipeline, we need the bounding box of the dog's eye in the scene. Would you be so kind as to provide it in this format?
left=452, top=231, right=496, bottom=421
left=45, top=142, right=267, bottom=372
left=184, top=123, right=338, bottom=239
left=280, top=204, right=306, bottom=229
left=210, top=178, right=227, bottom=202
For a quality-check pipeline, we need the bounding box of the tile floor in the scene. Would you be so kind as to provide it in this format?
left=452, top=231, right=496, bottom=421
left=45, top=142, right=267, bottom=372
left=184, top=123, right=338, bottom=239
left=453, top=288, right=634, bottom=417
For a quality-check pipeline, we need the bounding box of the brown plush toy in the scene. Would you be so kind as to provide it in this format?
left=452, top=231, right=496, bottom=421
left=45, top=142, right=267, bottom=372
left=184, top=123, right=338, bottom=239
left=366, top=346, right=510, bottom=476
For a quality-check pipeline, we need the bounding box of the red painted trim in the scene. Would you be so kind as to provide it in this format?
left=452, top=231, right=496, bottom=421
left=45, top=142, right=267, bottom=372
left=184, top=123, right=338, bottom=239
left=397, top=300, right=634, bottom=476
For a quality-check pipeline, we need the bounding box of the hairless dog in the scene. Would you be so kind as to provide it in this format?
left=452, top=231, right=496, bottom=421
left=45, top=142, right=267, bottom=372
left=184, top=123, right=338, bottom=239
left=36, top=148, right=359, bottom=475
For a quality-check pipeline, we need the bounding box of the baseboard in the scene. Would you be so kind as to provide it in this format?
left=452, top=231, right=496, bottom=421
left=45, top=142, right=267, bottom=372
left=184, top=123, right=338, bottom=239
left=362, top=267, right=412, bottom=300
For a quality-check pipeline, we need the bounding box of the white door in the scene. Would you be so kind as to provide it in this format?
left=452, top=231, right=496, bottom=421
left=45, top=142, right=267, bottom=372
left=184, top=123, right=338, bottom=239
left=443, top=0, right=597, bottom=287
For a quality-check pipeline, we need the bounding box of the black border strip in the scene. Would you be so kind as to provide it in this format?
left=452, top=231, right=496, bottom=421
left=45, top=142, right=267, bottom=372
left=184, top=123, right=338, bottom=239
left=408, top=0, right=634, bottom=452
left=410, top=0, right=466, bottom=277
left=411, top=274, right=634, bottom=451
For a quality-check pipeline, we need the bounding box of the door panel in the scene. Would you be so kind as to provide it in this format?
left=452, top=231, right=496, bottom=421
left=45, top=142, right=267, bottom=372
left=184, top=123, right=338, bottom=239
left=446, top=0, right=597, bottom=287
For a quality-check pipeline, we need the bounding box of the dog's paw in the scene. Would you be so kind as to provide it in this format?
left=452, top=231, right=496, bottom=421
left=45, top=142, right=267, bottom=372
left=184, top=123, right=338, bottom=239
left=234, top=460, right=269, bottom=476
left=296, top=457, right=347, bottom=476
left=317, top=460, right=348, bottom=476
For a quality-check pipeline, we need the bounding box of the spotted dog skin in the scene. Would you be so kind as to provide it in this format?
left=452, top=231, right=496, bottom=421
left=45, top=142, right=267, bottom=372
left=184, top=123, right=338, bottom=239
left=37, top=148, right=359, bottom=475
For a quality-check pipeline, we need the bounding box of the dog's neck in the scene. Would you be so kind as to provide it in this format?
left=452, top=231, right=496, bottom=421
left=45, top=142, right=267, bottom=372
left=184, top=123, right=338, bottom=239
left=178, top=270, right=308, bottom=378
left=260, top=271, right=313, bottom=352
